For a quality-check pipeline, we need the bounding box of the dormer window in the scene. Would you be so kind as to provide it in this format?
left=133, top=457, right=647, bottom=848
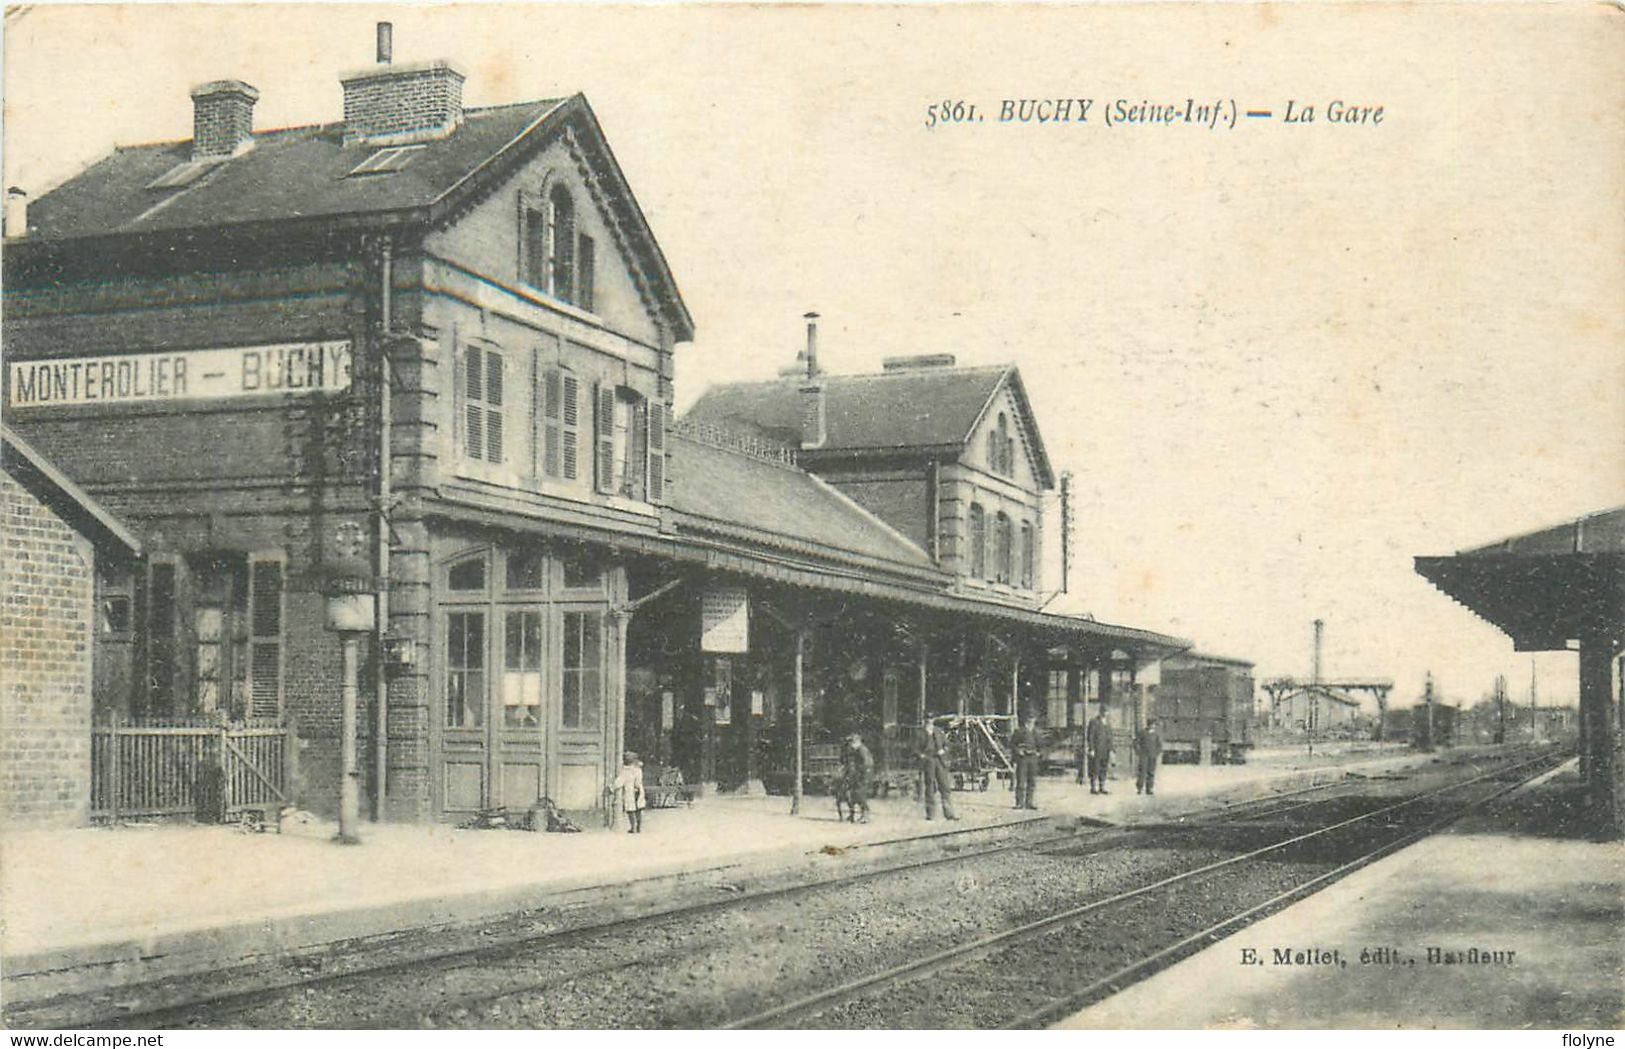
left=520, top=182, right=596, bottom=311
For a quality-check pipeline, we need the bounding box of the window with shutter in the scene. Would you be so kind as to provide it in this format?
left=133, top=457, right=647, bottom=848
left=1020, top=521, right=1035, bottom=589
left=995, top=513, right=1012, bottom=584
left=247, top=556, right=284, bottom=719
left=647, top=400, right=667, bottom=504
left=614, top=390, right=647, bottom=500
left=968, top=504, right=986, bottom=579
left=542, top=368, right=563, bottom=478
left=577, top=233, right=596, bottom=311
left=595, top=383, right=616, bottom=493
left=549, top=185, right=576, bottom=303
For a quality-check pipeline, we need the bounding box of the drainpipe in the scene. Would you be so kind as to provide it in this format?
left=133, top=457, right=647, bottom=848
left=373, top=237, right=394, bottom=820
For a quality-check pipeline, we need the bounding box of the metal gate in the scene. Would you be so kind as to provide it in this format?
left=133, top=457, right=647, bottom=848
left=90, top=716, right=297, bottom=820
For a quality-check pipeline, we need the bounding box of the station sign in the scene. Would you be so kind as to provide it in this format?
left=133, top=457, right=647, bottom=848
left=7, top=341, right=353, bottom=408
left=700, top=586, right=749, bottom=653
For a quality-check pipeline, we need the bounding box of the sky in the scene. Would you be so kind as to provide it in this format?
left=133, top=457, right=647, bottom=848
left=4, top=3, right=1621, bottom=709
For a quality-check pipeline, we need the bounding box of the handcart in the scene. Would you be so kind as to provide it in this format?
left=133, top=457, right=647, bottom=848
left=930, top=713, right=1014, bottom=791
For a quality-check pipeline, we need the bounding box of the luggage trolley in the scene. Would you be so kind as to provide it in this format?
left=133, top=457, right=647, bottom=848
left=931, top=713, right=1014, bottom=791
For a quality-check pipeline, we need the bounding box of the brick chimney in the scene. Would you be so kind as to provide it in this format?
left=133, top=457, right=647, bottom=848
left=190, top=80, right=259, bottom=159
left=799, top=312, right=826, bottom=449
left=341, top=24, right=465, bottom=146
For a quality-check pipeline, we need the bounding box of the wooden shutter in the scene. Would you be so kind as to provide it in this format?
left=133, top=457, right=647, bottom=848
left=518, top=190, right=545, bottom=288
left=561, top=374, right=580, bottom=480
left=247, top=556, right=284, bottom=719
left=968, top=505, right=985, bottom=578
left=464, top=345, right=485, bottom=461
left=148, top=561, right=178, bottom=714
left=484, top=349, right=504, bottom=463
left=517, top=192, right=531, bottom=285
left=542, top=367, right=563, bottom=478
left=646, top=400, right=666, bottom=504
left=577, top=233, right=596, bottom=311
left=594, top=383, right=616, bottom=493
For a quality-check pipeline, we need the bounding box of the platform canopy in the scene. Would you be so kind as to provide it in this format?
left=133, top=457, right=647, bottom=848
left=1415, top=507, right=1625, bottom=652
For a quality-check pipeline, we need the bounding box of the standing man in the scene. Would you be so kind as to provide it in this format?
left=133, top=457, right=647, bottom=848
left=1086, top=706, right=1114, bottom=794
left=841, top=732, right=874, bottom=823
left=1135, top=717, right=1164, bottom=796
left=1010, top=713, right=1042, bottom=810
left=920, top=720, right=960, bottom=821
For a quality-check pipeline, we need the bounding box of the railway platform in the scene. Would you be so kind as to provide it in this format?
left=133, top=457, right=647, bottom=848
left=1056, top=760, right=1624, bottom=1030
left=0, top=744, right=1498, bottom=1013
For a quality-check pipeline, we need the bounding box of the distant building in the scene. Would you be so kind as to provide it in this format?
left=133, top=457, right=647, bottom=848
left=688, top=354, right=1053, bottom=606
left=1271, top=687, right=1363, bottom=735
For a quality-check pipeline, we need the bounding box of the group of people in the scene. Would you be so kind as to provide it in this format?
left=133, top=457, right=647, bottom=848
left=1077, top=711, right=1164, bottom=795
left=836, top=709, right=1165, bottom=824
left=617, top=711, right=1167, bottom=835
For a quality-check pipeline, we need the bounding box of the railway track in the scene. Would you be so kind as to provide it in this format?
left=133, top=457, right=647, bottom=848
left=724, top=749, right=1566, bottom=1029
left=12, top=817, right=1118, bottom=1030
left=18, top=746, right=1562, bottom=1030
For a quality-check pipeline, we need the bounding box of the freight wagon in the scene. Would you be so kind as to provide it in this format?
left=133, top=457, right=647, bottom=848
left=1156, top=653, right=1256, bottom=764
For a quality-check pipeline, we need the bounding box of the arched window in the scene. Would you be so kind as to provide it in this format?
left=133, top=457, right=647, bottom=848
left=987, top=429, right=1000, bottom=472
left=549, top=184, right=576, bottom=303
left=995, top=512, right=1013, bottom=584
left=968, top=503, right=986, bottom=579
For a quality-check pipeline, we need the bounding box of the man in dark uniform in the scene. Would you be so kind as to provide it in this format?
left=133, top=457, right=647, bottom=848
left=1134, top=717, right=1163, bottom=795
left=1086, top=707, right=1114, bottom=794
left=841, top=732, right=874, bottom=823
left=920, top=721, right=959, bottom=821
left=1010, top=713, right=1042, bottom=810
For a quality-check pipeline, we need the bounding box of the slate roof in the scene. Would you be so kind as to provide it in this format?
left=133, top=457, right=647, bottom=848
left=686, top=365, right=1055, bottom=486
left=666, top=432, right=941, bottom=580
left=15, top=95, right=694, bottom=340
left=28, top=100, right=558, bottom=239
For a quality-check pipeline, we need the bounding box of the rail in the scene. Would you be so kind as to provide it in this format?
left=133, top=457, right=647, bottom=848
left=724, top=748, right=1565, bottom=1029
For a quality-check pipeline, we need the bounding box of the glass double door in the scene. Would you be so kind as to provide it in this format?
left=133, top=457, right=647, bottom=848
left=442, top=605, right=550, bottom=814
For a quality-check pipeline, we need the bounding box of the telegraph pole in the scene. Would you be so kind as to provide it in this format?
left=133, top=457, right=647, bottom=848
left=1494, top=673, right=1507, bottom=744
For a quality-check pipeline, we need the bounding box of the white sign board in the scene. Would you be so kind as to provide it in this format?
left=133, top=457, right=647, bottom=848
left=7, top=341, right=353, bottom=408
left=700, top=586, right=749, bottom=653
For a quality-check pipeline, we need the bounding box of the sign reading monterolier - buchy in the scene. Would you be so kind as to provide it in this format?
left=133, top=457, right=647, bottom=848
left=7, top=341, right=353, bottom=408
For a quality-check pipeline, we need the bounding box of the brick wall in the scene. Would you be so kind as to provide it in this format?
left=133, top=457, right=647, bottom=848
left=1, top=469, right=94, bottom=828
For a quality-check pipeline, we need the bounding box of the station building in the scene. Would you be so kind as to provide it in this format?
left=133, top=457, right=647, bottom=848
left=2, top=30, right=1185, bottom=824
